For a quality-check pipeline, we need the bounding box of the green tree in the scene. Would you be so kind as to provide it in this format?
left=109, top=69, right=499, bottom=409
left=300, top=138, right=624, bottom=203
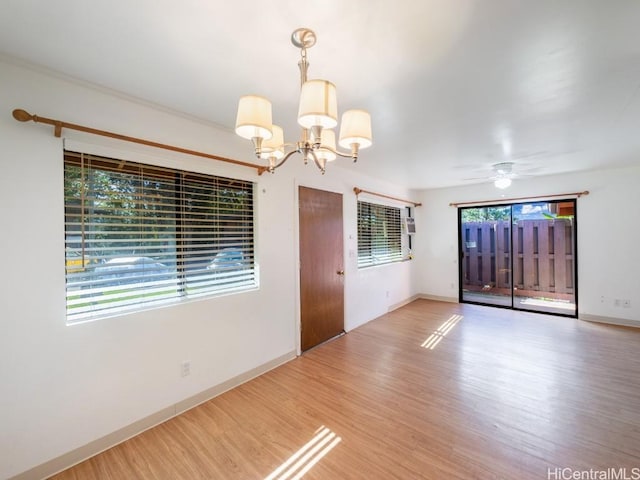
left=461, top=207, right=510, bottom=223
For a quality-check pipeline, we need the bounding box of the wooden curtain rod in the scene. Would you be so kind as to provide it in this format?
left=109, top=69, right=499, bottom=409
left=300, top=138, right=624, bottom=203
left=449, top=190, right=590, bottom=207
left=353, top=187, right=422, bottom=207
left=12, top=108, right=269, bottom=175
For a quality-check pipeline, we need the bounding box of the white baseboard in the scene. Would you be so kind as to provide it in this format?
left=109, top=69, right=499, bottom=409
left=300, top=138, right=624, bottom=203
left=10, top=350, right=297, bottom=480
left=388, top=294, right=421, bottom=312
left=418, top=294, right=459, bottom=304
left=387, top=294, right=459, bottom=313
left=579, top=313, right=639, bottom=329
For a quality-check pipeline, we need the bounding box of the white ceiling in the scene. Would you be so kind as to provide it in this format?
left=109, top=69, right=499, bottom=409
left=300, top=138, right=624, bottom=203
left=2, top=0, right=639, bottom=189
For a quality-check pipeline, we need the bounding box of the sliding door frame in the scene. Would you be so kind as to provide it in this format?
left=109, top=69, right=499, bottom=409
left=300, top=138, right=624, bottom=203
left=457, top=199, right=578, bottom=318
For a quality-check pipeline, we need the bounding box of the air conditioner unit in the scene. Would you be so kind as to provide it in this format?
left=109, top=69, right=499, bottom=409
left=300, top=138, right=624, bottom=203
left=403, top=217, right=416, bottom=235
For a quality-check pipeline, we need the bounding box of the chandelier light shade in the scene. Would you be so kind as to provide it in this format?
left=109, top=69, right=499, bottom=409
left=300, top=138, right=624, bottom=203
left=298, top=80, right=338, bottom=129
left=314, top=129, right=337, bottom=163
left=339, top=109, right=373, bottom=150
left=235, top=27, right=372, bottom=174
left=235, top=95, right=273, bottom=141
left=260, top=125, right=285, bottom=160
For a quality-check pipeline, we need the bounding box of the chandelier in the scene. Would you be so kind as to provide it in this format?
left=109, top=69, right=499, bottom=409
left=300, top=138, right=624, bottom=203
left=234, top=28, right=373, bottom=174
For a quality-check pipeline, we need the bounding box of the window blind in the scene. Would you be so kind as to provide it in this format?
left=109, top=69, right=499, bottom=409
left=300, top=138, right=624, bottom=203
left=357, top=201, right=403, bottom=268
left=64, top=151, right=256, bottom=323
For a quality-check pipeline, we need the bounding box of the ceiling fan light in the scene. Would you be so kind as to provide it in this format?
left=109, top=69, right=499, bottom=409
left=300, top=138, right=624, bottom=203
left=298, top=80, right=338, bottom=129
left=494, top=177, right=512, bottom=189
left=259, top=124, right=285, bottom=160
left=338, top=109, right=372, bottom=149
left=235, top=95, right=273, bottom=140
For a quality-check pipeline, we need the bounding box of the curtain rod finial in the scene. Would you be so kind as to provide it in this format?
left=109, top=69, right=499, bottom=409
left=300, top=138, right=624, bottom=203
left=12, top=109, right=33, bottom=122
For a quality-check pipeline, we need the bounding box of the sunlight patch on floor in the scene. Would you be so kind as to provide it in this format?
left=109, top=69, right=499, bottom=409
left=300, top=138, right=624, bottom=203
left=265, top=425, right=342, bottom=480
left=421, top=314, right=463, bottom=350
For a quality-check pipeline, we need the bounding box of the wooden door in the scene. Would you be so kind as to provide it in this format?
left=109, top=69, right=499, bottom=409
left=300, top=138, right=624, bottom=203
left=299, top=186, right=345, bottom=351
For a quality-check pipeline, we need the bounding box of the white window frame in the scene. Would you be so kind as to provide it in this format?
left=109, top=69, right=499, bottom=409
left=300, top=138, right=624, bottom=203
left=357, top=200, right=406, bottom=268
left=64, top=150, right=257, bottom=323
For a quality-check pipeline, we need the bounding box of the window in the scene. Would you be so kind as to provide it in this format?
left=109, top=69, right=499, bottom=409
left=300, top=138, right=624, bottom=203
left=357, top=201, right=403, bottom=267
left=64, top=151, right=256, bottom=323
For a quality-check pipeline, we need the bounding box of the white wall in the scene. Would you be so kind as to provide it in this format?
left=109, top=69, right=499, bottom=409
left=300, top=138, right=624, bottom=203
left=0, top=59, right=417, bottom=479
left=413, top=167, right=640, bottom=324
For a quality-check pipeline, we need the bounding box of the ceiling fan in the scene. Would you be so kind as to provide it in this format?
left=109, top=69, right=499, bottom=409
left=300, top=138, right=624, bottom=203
left=464, top=161, right=535, bottom=189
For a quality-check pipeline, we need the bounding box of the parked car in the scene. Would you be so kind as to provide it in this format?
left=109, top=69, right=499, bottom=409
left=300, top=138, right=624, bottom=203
left=206, top=248, right=246, bottom=272
left=94, top=256, right=174, bottom=285
left=65, top=248, right=95, bottom=272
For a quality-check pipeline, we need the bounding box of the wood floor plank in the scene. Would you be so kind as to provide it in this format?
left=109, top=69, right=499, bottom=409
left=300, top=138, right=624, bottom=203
left=50, top=300, right=640, bottom=479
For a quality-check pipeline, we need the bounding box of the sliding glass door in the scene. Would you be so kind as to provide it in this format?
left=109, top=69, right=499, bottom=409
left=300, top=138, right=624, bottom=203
left=459, top=200, right=577, bottom=317
left=460, top=206, right=512, bottom=307
left=512, top=201, right=577, bottom=315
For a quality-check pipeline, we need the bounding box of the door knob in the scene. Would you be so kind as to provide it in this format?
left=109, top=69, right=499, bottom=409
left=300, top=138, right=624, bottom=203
left=337, top=270, right=345, bottom=276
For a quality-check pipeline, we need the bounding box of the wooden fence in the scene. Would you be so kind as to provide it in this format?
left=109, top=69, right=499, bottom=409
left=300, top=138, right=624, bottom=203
left=461, top=219, right=574, bottom=297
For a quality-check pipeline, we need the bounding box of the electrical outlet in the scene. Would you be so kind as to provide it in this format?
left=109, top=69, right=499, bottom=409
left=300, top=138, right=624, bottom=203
left=181, top=360, right=191, bottom=377
left=622, top=299, right=631, bottom=308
